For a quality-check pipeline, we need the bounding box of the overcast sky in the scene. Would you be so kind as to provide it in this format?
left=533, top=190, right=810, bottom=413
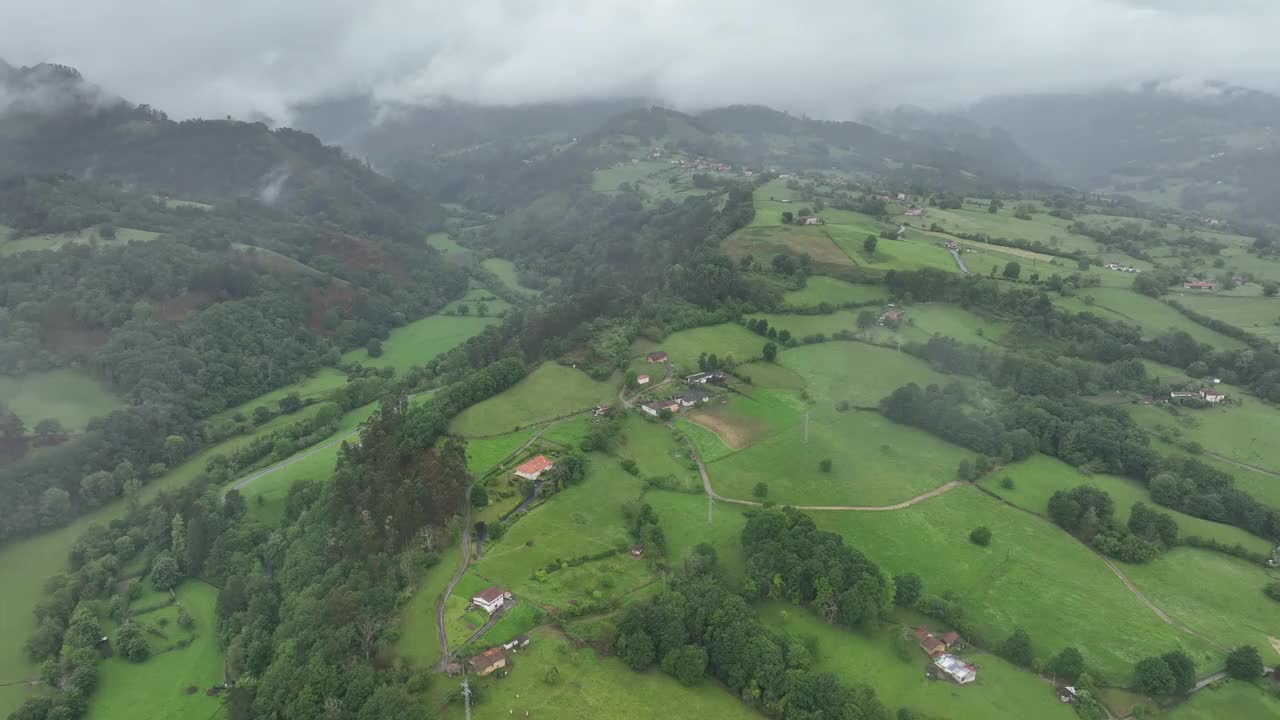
left=4, top=0, right=1278, bottom=122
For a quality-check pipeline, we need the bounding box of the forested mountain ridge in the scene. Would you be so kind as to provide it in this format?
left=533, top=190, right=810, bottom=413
left=0, top=60, right=441, bottom=241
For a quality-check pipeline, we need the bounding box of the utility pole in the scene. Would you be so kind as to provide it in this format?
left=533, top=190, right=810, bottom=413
left=462, top=676, right=472, bottom=720
left=803, top=411, right=809, bottom=445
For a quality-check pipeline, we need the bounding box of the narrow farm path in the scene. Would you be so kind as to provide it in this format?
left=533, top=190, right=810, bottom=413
left=947, top=247, right=970, bottom=274
left=620, top=360, right=673, bottom=409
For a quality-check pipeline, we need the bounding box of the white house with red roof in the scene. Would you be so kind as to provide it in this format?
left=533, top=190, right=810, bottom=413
left=636, top=374, right=651, bottom=385
left=514, top=455, right=554, bottom=481
left=471, top=587, right=513, bottom=615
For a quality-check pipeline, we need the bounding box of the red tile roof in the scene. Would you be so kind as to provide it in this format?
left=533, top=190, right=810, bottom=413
left=515, top=455, right=553, bottom=476
left=468, top=647, right=507, bottom=671
left=473, top=586, right=508, bottom=603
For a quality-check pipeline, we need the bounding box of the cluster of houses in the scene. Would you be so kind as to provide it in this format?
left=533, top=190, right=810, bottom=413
left=1104, top=263, right=1141, bottom=273
left=641, top=389, right=711, bottom=417
left=1141, top=387, right=1228, bottom=405
left=459, top=635, right=532, bottom=677
left=874, top=192, right=910, bottom=202
left=672, top=157, right=734, bottom=173
left=914, top=627, right=976, bottom=684
left=904, top=207, right=927, bottom=217
left=878, top=308, right=903, bottom=326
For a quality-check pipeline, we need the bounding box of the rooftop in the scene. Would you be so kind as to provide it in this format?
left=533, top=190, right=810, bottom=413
left=473, top=586, right=509, bottom=603
left=514, top=455, right=553, bottom=475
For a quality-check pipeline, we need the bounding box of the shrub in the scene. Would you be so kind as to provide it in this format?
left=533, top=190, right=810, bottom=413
left=1226, top=646, right=1264, bottom=680
left=969, top=527, right=992, bottom=546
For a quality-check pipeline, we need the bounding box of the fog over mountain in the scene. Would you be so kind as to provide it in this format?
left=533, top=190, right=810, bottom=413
left=3, top=0, right=1279, bottom=122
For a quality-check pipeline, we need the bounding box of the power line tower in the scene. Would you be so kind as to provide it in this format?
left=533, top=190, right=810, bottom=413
left=462, top=676, right=472, bottom=720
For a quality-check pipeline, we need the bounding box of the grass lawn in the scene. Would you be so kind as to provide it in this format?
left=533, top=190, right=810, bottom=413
left=782, top=276, right=886, bottom=308
left=924, top=206, right=1089, bottom=252
left=1171, top=294, right=1280, bottom=343
left=1061, top=287, right=1247, bottom=351
left=0, top=227, right=162, bottom=256
left=396, top=545, right=462, bottom=668
left=442, top=572, right=496, bottom=647
left=1162, top=680, right=1280, bottom=720
left=341, top=314, right=497, bottom=375
left=722, top=225, right=856, bottom=268
left=0, top=368, right=123, bottom=431
left=1130, top=400, right=1280, bottom=478
left=430, top=627, right=765, bottom=720
left=833, top=232, right=959, bottom=273
left=759, top=603, right=1075, bottom=720
left=813, top=487, right=1216, bottom=682
left=212, top=367, right=348, bottom=424
left=617, top=415, right=700, bottom=490
left=706, top=410, right=970, bottom=507
left=450, top=362, right=616, bottom=437
left=646, top=490, right=750, bottom=581
left=540, top=416, right=594, bottom=449
left=980, top=454, right=1273, bottom=555
left=735, top=360, right=807, bottom=392
left=85, top=581, right=223, bottom=720
left=655, top=322, right=767, bottom=372
left=482, top=257, right=541, bottom=296
left=779, top=341, right=951, bottom=410
left=465, top=428, right=538, bottom=476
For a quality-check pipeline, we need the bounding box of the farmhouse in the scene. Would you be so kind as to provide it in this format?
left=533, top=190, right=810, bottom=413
left=904, top=207, right=927, bottom=217
left=636, top=374, right=651, bottom=385
left=641, top=399, right=682, bottom=417
left=1183, top=280, right=1215, bottom=290
left=468, top=647, right=508, bottom=676
left=594, top=404, right=611, bottom=416
left=629, top=545, right=645, bottom=557
left=800, top=216, right=823, bottom=225
left=676, top=391, right=711, bottom=407
left=878, top=309, right=903, bottom=325
left=1170, top=391, right=1199, bottom=400
left=514, top=455, right=554, bottom=481
left=471, top=586, right=513, bottom=615
left=684, top=370, right=727, bottom=385
left=933, top=654, right=977, bottom=684
left=915, top=628, right=947, bottom=657
left=1200, top=388, right=1226, bottom=403
left=646, top=351, right=668, bottom=363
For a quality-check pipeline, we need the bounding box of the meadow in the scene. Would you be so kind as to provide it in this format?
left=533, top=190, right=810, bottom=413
left=721, top=225, right=856, bottom=268
left=778, top=341, right=952, bottom=410
left=212, top=367, right=348, bottom=424
left=340, top=313, right=497, bottom=375
left=426, top=232, right=472, bottom=261
left=1130, top=401, right=1280, bottom=478
left=812, top=487, right=1216, bottom=682
left=616, top=415, right=701, bottom=490
left=923, top=206, right=1091, bottom=252
left=429, top=627, right=765, bottom=720
left=395, top=545, right=462, bottom=669
left=654, top=322, right=768, bottom=371
left=749, top=178, right=802, bottom=226
left=0, top=227, right=162, bottom=256
left=829, top=229, right=959, bottom=273
left=1171, top=294, right=1280, bottom=343
left=1057, top=287, right=1247, bottom=350
left=782, top=276, right=886, bottom=307
left=0, top=368, right=123, bottom=431
left=85, top=582, right=223, bottom=720
left=758, top=603, right=1075, bottom=720
left=591, top=161, right=713, bottom=204
left=706, top=409, right=970, bottom=507
left=465, top=428, right=537, bottom=476
left=1162, top=680, right=1280, bottom=720
left=449, top=362, right=616, bottom=436
left=440, top=285, right=511, bottom=316
left=482, top=257, right=542, bottom=296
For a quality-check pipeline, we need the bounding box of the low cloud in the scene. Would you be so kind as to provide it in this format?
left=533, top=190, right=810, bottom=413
left=2, top=0, right=1278, bottom=121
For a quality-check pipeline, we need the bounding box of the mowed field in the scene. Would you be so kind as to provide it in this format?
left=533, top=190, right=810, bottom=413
left=778, top=341, right=952, bottom=410
left=340, top=313, right=497, bottom=375
left=1130, top=401, right=1280, bottom=478
left=924, top=205, right=1096, bottom=252
left=1171, top=294, right=1280, bottom=343
left=0, top=368, right=123, bottom=431
left=430, top=627, right=765, bottom=720
left=1162, top=681, right=1280, bottom=720
left=1053, top=287, right=1247, bottom=350
left=812, top=487, right=1216, bottom=682
left=782, top=276, right=886, bottom=307
left=85, top=582, right=224, bottom=720
left=759, top=603, right=1075, bottom=720
left=653, top=322, right=767, bottom=371
left=450, top=362, right=616, bottom=437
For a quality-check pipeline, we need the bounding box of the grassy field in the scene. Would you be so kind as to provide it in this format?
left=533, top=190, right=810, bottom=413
left=750, top=178, right=802, bottom=226
left=465, top=428, right=538, bottom=476
left=1057, top=287, right=1247, bottom=351
left=759, top=603, right=1075, bottom=720
left=340, top=314, right=497, bottom=375
left=0, top=368, right=123, bottom=431
left=923, top=206, right=1093, bottom=252
left=1162, top=680, right=1280, bottom=720
left=430, top=626, right=765, bottom=720
left=592, top=161, right=714, bottom=204
left=540, top=416, right=594, bottom=449
left=831, top=231, right=959, bottom=273
left=706, top=410, right=971, bottom=507
left=813, top=486, right=1216, bottom=682
left=979, top=454, right=1272, bottom=555
left=212, top=367, right=348, bottom=424
left=655, top=322, right=768, bottom=371
left=450, top=362, right=616, bottom=437
left=85, top=582, right=223, bottom=720
left=1171, top=294, right=1280, bottom=343
left=1131, top=401, right=1280, bottom=479
left=746, top=310, right=863, bottom=339
left=782, top=276, right=886, bottom=307
left=427, top=232, right=473, bottom=261
left=617, top=415, right=701, bottom=491
left=779, top=341, right=952, bottom=410
left=0, top=227, right=162, bottom=256
left=482, top=257, right=541, bottom=296
left=440, top=285, right=511, bottom=316
left=395, top=545, right=462, bottom=668
left=722, top=225, right=856, bottom=268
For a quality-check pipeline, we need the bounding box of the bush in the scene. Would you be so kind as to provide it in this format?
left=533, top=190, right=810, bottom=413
left=1266, top=581, right=1280, bottom=602
left=997, top=628, right=1033, bottom=668
left=969, top=527, right=992, bottom=546
left=1226, top=645, right=1264, bottom=680
left=1000, top=477, right=1015, bottom=490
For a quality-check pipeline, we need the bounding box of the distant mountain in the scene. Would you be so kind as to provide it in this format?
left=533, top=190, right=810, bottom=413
left=0, top=60, right=440, bottom=241
left=967, top=84, right=1280, bottom=222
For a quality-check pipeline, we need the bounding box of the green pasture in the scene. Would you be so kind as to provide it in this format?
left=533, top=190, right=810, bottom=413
left=735, top=360, right=807, bottom=392
left=85, top=582, right=223, bottom=720
left=540, top=416, right=594, bottom=449
left=924, top=206, right=1090, bottom=251
left=482, top=257, right=542, bottom=296
left=980, top=454, right=1272, bottom=555
left=750, top=178, right=802, bottom=226
left=617, top=415, right=700, bottom=491
left=1131, top=401, right=1280, bottom=479
left=212, top=367, right=348, bottom=424
left=721, top=225, right=856, bottom=268
left=427, top=232, right=472, bottom=259
left=592, top=161, right=713, bottom=204
left=813, top=487, right=1217, bottom=682
left=830, top=230, right=959, bottom=273
left=1063, top=287, right=1247, bottom=350
left=431, top=627, right=764, bottom=720
left=706, top=409, right=970, bottom=507
left=442, top=572, right=495, bottom=647
left=747, top=310, right=862, bottom=340
left=779, top=341, right=951, bottom=410
left=759, top=603, right=1075, bottom=720
left=152, top=195, right=213, bottom=210
left=440, top=286, right=511, bottom=316
left=396, top=545, right=462, bottom=668
left=341, top=314, right=497, bottom=375
left=0, top=227, right=162, bottom=256
left=1144, top=434, right=1280, bottom=509
left=1162, top=680, right=1280, bottom=720
left=1170, top=295, right=1280, bottom=343
left=782, top=276, right=886, bottom=307
left=656, top=322, right=768, bottom=371
left=465, top=428, right=537, bottom=476
left=0, top=368, right=123, bottom=431
left=646, top=490, right=750, bottom=581
left=450, top=362, right=615, bottom=437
